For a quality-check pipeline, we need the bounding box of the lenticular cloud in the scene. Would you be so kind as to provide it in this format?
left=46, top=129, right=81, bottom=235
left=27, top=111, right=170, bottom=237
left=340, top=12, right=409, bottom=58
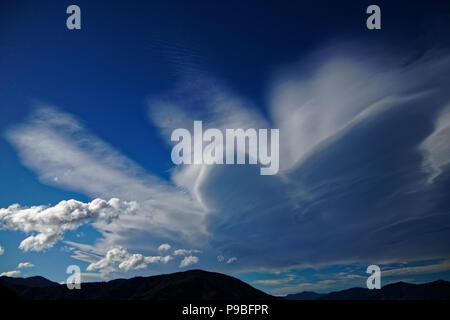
left=0, top=198, right=138, bottom=251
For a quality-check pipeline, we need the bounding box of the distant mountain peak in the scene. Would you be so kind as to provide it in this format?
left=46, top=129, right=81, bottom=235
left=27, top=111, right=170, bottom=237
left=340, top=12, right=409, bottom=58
left=286, top=280, right=450, bottom=300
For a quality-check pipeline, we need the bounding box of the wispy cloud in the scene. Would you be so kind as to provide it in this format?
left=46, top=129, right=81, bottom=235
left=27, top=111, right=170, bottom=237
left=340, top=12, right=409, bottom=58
left=420, top=105, right=450, bottom=183
left=382, top=260, right=450, bottom=277
left=146, top=44, right=450, bottom=273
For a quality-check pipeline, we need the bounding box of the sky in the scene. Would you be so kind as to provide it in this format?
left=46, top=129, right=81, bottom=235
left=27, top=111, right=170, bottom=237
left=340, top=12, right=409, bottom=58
left=1, top=0, right=450, bottom=295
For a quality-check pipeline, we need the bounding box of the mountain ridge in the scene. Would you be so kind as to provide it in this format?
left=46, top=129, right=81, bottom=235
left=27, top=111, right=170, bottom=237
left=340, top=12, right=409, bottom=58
left=1, top=270, right=449, bottom=300
left=286, top=280, right=450, bottom=300
left=0, top=269, right=276, bottom=300
left=0, top=275, right=58, bottom=288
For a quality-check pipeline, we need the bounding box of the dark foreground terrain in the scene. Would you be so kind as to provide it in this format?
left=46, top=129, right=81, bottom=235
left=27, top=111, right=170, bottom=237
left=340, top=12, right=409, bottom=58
left=1, top=270, right=449, bottom=300
left=0, top=269, right=274, bottom=300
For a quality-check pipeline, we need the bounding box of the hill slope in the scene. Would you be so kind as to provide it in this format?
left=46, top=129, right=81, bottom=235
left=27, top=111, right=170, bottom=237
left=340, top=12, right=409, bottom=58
left=1, top=269, right=275, bottom=300
left=0, top=275, right=58, bottom=288
left=3, top=271, right=449, bottom=300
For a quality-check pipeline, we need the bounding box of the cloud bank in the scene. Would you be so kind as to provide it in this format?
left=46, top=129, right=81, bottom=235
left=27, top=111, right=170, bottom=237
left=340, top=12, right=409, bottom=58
left=0, top=198, right=137, bottom=251
left=86, top=247, right=173, bottom=275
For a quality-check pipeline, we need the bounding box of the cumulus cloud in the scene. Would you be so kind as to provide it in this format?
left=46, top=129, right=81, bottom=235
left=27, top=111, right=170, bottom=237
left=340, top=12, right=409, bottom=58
left=0, top=198, right=137, bottom=251
left=0, top=270, right=21, bottom=277
left=158, top=243, right=171, bottom=252
left=86, top=247, right=173, bottom=274
left=179, top=255, right=199, bottom=268
left=17, top=262, right=34, bottom=269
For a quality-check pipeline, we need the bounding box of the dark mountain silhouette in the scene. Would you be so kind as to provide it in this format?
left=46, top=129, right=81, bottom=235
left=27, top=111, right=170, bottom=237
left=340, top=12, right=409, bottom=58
left=285, top=280, right=450, bottom=300
left=0, top=269, right=275, bottom=300
left=284, top=291, right=325, bottom=300
left=2, top=271, right=449, bottom=300
left=0, top=275, right=58, bottom=288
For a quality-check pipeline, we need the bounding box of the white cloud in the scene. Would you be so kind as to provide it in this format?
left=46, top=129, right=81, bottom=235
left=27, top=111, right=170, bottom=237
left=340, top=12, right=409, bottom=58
left=158, top=243, right=171, bottom=252
left=179, top=255, right=199, bottom=268
left=86, top=247, right=173, bottom=274
left=150, top=46, right=450, bottom=273
left=0, top=198, right=137, bottom=251
left=173, top=249, right=201, bottom=256
left=0, top=270, right=21, bottom=277
left=5, top=107, right=207, bottom=254
left=17, top=262, right=34, bottom=269
left=148, top=77, right=268, bottom=209
left=226, top=257, right=237, bottom=264
left=119, top=254, right=151, bottom=271
left=0, top=245, right=4, bottom=255
left=160, top=255, right=174, bottom=264
left=86, top=247, right=129, bottom=273
left=420, top=105, right=450, bottom=183
left=268, top=46, right=450, bottom=172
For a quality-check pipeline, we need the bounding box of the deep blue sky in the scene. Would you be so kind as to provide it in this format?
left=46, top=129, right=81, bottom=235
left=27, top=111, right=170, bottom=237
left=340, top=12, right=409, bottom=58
left=1, top=0, right=450, bottom=294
